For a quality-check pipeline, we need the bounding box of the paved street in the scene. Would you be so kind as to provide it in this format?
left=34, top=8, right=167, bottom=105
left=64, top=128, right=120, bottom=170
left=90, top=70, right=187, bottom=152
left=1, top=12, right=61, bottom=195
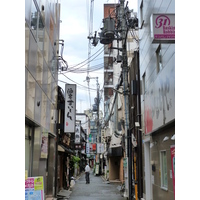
left=69, top=171, right=125, bottom=200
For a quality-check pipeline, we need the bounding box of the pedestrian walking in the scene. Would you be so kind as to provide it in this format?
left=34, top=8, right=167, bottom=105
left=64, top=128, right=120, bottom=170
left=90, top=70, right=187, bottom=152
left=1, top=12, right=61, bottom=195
left=85, top=163, right=90, bottom=184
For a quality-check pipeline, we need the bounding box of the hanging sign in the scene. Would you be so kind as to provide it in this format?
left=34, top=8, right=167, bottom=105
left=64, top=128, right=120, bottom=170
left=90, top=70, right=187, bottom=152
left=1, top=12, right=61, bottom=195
left=75, top=122, right=81, bottom=144
left=64, top=84, right=76, bottom=133
left=97, top=143, right=104, bottom=153
left=86, top=143, right=90, bottom=154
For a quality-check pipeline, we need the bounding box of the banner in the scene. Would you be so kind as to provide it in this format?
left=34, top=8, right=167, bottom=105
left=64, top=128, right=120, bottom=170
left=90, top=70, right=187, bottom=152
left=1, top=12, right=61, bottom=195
left=170, top=145, right=175, bottom=199
left=25, top=176, right=44, bottom=200
left=64, top=84, right=76, bottom=133
left=41, top=132, right=48, bottom=158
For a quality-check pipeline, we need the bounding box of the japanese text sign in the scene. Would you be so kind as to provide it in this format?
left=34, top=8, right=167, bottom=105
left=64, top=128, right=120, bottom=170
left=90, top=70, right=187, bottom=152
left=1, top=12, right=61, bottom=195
left=64, top=84, right=76, bottom=133
left=25, top=176, right=44, bottom=200
left=75, top=122, right=81, bottom=144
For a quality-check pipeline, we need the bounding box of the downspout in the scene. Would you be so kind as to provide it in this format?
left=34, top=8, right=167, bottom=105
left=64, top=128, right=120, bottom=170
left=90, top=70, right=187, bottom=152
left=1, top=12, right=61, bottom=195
left=136, top=51, right=143, bottom=199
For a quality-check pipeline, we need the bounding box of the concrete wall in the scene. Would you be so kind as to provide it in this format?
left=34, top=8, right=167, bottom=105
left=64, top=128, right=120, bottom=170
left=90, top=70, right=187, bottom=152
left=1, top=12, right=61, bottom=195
left=137, top=0, right=175, bottom=199
left=109, top=157, right=120, bottom=180
left=151, top=126, right=175, bottom=200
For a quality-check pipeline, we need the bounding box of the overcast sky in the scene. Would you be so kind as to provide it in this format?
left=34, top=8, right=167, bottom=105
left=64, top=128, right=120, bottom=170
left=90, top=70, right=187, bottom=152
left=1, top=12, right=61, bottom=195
left=58, top=0, right=138, bottom=113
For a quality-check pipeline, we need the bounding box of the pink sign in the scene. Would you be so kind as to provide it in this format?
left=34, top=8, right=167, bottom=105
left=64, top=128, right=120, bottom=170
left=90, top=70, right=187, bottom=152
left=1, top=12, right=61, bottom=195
left=170, top=145, right=175, bottom=199
left=25, top=177, right=44, bottom=200
left=25, top=177, right=34, bottom=190
left=151, top=14, right=175, bottom=43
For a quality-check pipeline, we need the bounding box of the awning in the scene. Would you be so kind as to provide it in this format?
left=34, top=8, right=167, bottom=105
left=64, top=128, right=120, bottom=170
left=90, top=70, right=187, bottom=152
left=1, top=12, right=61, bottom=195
left=58, top=145, right=65, bottom=152
left=109, top=134, right=122, bottom=148
left=58, top=145, right=74, bottom=154
left=107, top=133, right=123, bottom=157
left=107, top=146, right=123, bottom=157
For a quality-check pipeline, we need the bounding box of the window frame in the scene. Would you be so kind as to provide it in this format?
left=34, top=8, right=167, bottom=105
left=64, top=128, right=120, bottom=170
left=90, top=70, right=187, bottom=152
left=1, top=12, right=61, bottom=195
left=30, top=0, right=44, bottom=50
left=156, top=44, right=163, bottom=73
left=160, top=150, right=168, bottom=190
left=142, top=72, right=146, bottom=94
left=140, top=0, right=144, bottom=28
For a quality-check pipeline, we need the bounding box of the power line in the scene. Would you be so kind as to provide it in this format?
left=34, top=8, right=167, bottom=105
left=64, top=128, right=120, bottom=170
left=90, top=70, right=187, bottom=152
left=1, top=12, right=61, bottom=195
left=60, top=73, right=97, bottom=91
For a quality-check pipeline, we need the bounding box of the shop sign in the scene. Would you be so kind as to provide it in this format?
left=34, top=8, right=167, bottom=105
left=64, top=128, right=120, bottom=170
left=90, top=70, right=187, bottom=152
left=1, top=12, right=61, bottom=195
left=25, top=176, right=44, bottom=200
left=92, top=143, right=96, bottom=151
left=41, top=132, right=48, bottom=159
left=97, top=143, right=104, bottom=153
left=150, top=13, right=175, bottom=43
left=74, top=143, right=82, bottom=150
left=89, top=134, right=92, bottom=142
left=75, top=122, right=81, bottom=144
left=86, top=143, right=90, bottom=154
left=123, top=158, right=127, bottom=168
left=64, top=84, right=76, bottom=133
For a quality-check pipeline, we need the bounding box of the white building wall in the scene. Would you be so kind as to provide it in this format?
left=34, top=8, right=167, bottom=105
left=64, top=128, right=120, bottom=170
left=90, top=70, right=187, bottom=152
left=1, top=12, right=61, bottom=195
left=138, top=0, right=175, bottom=134
left=137, top=1, right=175, bottom=200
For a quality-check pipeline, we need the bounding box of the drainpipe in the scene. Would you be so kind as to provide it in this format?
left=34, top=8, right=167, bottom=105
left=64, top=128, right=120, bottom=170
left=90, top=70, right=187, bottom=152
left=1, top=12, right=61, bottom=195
left=136, top=51, right=143, bottom=199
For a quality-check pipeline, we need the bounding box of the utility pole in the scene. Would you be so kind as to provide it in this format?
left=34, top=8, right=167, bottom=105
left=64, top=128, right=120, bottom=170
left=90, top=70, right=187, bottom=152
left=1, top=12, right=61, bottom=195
left=96, top=77, right=100, bottom=175
left=118, top=0, right=130, bottom=198
left=87, top=0, right=139, bottom=198
left=89, top=76, right=100, bottom=175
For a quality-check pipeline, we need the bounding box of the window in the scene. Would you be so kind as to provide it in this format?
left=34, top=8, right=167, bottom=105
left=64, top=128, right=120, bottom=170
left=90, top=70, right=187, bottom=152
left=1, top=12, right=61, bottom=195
left=31, top=1, right=38, bottom=38
left=30, top=0, right=44, bottom=50
left=160, top=150, right=168, bottom=189
left=156, top=45, right=163, bottom=73
left=140, top=0, right=144, bottom=28
left=156, top=44, right=163, bottom=73
left=142, top=72, right=146, bottom=94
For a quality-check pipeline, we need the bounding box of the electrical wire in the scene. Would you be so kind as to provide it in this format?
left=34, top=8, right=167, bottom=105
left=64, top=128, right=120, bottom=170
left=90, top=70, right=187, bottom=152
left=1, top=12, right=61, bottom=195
left=60, top=73, right=97, bottom=91
left=67, top=46, right=104, bottom=69
left=60, top=47, right=105, bottom=74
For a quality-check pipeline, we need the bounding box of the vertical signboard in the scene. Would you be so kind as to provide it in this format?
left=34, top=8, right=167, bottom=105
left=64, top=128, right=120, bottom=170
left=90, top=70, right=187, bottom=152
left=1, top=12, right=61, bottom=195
left=86, top=143, right=90, bottom=155
left=150, top=13, right=175, bottom=43
left=64, top=84, right=76, bottom=133
left=75, top=122, right=81, bottom=144
left=97, top=143, right=104, bottom=154
left=40, top=132, right=48, bottom=158
left=170, top=145, right=175, bottom=199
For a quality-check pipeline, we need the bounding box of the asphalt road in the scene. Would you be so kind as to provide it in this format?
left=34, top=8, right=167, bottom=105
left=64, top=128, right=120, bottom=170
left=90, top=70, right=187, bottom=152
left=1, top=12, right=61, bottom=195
left=69, top=171, right=125, bottom=200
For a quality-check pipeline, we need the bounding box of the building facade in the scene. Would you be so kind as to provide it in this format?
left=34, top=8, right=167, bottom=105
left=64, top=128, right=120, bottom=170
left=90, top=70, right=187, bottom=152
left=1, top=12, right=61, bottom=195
left=137, top=0, right=175, bottom=199
left=103, top=3, right=124, bottom=183
left=25, top=0, right=60, bottom=198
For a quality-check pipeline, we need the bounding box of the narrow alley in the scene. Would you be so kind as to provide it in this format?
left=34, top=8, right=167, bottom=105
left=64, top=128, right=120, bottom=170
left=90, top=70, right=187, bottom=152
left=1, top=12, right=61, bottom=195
left=68, top=172, right=125, bottom=200
left=25, top=0, right=176, bottom=199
